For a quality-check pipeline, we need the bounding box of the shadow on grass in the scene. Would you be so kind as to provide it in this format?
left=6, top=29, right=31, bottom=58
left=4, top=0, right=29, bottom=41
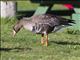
left=50, top=41, right=80, bottom=45
left=0, top=47, right=32, bottom=52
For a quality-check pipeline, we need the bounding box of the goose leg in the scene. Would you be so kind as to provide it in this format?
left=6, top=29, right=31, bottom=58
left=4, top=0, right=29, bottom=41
left=41, top=34, right=45, bottom=45
left=45, top=34, right=48, bottom=46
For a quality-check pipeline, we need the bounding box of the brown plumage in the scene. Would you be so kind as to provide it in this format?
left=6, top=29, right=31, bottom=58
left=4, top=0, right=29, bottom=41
left=12, top=14, right=75, bottom=46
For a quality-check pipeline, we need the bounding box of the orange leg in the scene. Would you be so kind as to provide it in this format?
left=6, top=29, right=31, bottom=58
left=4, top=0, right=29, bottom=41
left=41, top=34, right=45, bottom=45
left=45, top=34, right=48, bottom=46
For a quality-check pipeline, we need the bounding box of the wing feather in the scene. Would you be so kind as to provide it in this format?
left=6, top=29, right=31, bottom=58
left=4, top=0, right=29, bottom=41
left=31, top=14, right=60, bottom=27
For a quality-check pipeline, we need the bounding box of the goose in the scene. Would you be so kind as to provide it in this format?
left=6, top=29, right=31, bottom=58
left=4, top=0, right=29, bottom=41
left=12, top=14, right=75, bottom=46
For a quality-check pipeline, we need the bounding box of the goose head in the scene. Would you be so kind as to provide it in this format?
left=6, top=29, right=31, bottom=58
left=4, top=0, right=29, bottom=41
left=12, top=17, right=35, bottom=37
left=12, top=20, right=23, bottom=37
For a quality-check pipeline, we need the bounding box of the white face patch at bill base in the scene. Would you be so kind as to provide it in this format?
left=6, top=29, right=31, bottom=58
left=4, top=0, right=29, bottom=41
left=12, top=30, right=16, bottom=37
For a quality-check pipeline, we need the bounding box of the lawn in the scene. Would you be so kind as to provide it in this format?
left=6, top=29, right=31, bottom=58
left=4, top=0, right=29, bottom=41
left=17, top=1, right=68, bottom=11
left=1, top=17, right=80, bottom=60
left=1, top=1, right=80, bottom=60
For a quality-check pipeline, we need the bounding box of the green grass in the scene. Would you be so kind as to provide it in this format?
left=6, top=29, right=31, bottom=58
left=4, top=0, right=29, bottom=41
left=1, top=17, right=80, bottom=60
left=17, top=1, right=68, bottom=11
left=17, top=1, right=39, bottom=11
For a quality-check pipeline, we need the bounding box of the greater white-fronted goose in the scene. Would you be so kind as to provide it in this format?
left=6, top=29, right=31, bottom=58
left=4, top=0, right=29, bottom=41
left=12, top=14, right=75, bottom=46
